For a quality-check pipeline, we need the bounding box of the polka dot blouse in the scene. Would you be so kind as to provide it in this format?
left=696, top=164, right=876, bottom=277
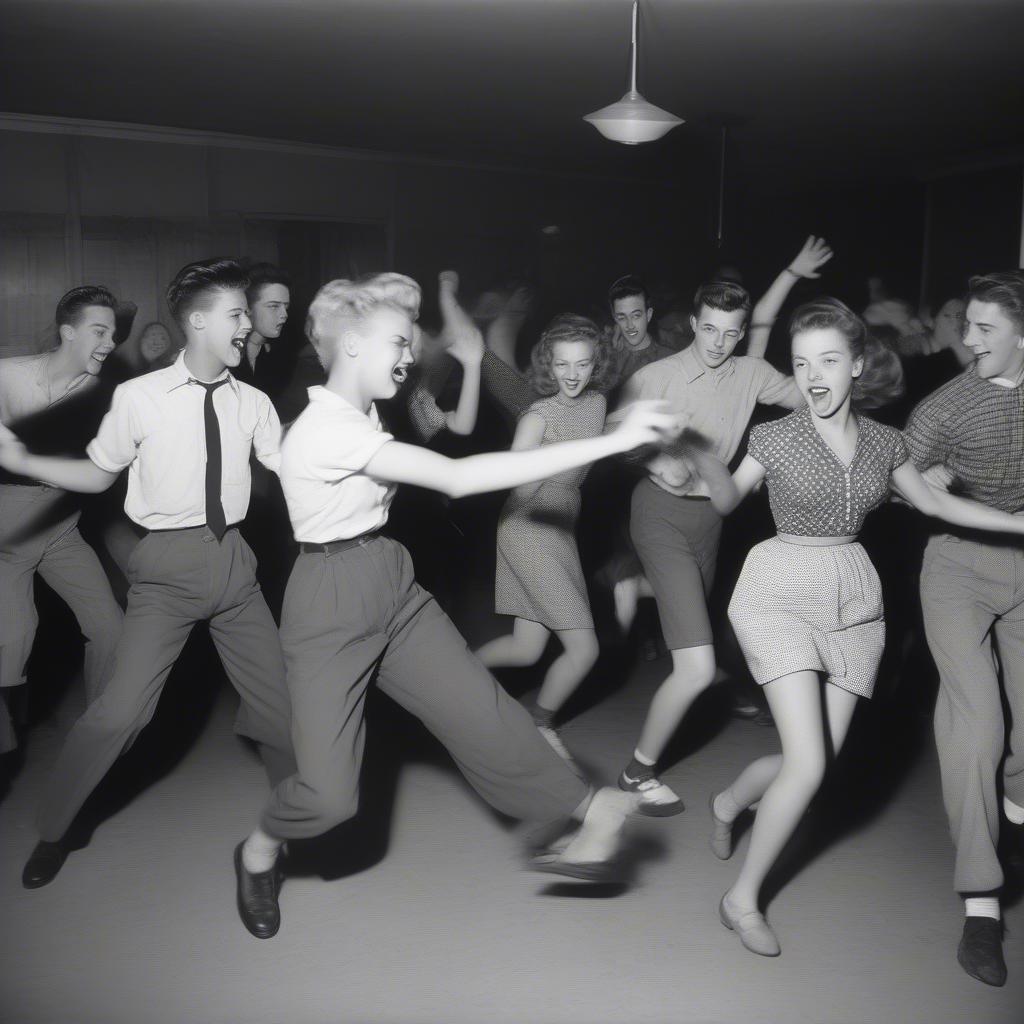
left=748, top=407, right=910, bottom=537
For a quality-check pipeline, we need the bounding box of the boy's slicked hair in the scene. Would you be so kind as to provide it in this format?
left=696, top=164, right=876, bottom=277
left=56, top=285, right=116, bottom=328
left=966, top=270, right=1024, bottom=333
left=693, top=280, right=752, bottom=319
left=166, top=258, right=250, bottom=329
left=607, top=274, right=650, bottom=310
left=305, top=273, right=421, bottom=367
left=243, top=261, right=291, bottom=306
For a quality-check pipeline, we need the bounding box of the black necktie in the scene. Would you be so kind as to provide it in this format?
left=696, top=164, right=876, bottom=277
left=192, top=379, right=228, bottom=540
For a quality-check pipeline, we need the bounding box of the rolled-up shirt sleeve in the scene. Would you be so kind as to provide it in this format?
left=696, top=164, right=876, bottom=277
left=86, top=384, right=140, bottom=473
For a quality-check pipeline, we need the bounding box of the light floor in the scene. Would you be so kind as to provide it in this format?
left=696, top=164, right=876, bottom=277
left=1, top=646, right=1021, bottom=1024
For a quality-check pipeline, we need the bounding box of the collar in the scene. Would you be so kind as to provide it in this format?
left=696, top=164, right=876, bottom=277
left=35, top=349, right=93, bottom=401
left=166, top=350, right=239, bottom=395
left=679, top=344, right=736, bottom=384
left=307, top=385, right=378, bottom=422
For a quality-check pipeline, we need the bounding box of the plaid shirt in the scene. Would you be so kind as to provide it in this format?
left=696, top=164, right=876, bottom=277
left=904, top=368, right=1024, bottom=513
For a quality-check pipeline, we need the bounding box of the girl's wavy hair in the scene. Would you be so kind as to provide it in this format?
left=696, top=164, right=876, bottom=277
left=527, top=313, right=618, bottom=396
left=305, top=273, right=421, bottom=369
left=788, top=297, right=904, bottom=409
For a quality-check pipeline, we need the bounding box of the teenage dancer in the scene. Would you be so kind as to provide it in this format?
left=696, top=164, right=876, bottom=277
left=611, top=279, right=803, bottom=814
left=700, top=298, right=1024, bottom=957
left=905, top=270, right=1024, bottom=987
left=474, top=314, right=618, bottom=760
left=233, top=263, right=291, bottom=396
left=233, top=273, right=680, bottom=939
left=608, top=238, right=833, bottom=641
left=0, top=287, right=124, bottom=757
left=0, top=259, right=295, bottom=888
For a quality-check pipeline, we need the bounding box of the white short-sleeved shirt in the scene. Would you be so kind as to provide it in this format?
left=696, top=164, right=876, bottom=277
left=86, top=351, right=281, bottom=530
left=280, top=386, right=396, bottom=543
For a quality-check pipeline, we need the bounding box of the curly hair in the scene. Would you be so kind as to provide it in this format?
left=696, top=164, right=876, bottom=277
left=305, top=272, right=421, bottom=369
left=526, top=313, right=618, bottom=396
left=789, top=298, right=904, bottom=410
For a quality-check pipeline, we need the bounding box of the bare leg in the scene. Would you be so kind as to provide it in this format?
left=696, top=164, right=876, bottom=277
left=726, top=674, right=859, bottom=913
left=716, top=680, right=860, bottom=823
left=536, top=628, right=599, bottom=713
left=633, top=644, right=717, bottom=762
left=475, top=617, right=549, bottom=669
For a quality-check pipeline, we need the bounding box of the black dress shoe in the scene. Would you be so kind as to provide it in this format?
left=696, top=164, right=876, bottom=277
left=22, top=840, right=67, bottom=889
left=234, top=842, right=281, bottom=939
left=957, top=917, right=1007, bottom=987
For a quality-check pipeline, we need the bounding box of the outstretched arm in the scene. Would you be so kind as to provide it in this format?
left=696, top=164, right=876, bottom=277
left=0, top=437, right=119, bottom=492
left=746, top=236, right=833, bottom=359
left=364, top=400, right=679, bottom=500
left=891, top=461, right=1024, bottom=535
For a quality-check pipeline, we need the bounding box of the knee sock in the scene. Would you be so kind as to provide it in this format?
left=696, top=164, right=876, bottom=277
left=964, top=897, right=1000, bottom=921
left=1004, top=795, right=1024, bottom=825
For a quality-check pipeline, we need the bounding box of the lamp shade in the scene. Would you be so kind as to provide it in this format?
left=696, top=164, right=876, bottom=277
left=584, top=89, right=684, bottom=145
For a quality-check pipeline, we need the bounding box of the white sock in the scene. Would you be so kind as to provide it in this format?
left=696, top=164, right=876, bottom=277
left=632, top=748, right=656, bottom=767
left=560, top=788, right=634, bottom=863
left=964, top=897, right=1001, bottom=921
left=1004, top=795, right=1024, bottom=825
left=242, top=829, right=283, bottom=873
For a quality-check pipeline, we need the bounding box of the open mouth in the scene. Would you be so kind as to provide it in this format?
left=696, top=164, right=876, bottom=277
left=231, top=337, right=247, bottom=353
left=392, top=365, right=408, bottom=384
left=92, top=346, right=114, bottom=363
left=808, top=386, right=831, bottom=403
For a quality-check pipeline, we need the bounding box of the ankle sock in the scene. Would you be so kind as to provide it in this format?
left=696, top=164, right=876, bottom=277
left=242, top=831, right=282, bottom=874
left=530, top=703, right=555, bottom=729
left=1004, top=795, right=1024, bottom=826
left=623, top=754, right=655, bottom=781
left=964, top=897, right=1000, bottom=921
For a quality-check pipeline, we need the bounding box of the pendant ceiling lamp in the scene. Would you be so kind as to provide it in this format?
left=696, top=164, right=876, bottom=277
left=583, top=0, right=683, bottom=145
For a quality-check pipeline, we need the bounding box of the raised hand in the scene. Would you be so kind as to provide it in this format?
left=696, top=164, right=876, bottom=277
left=438, top=270, right=484, bottom=366
left=788, top=236, right=833, bottom=279
left=498, top=285, right=535, bottom=325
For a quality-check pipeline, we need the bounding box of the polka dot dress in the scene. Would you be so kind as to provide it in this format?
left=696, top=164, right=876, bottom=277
left=495, top=391, right=605, bottom=630
left=729, top=408, right=909, bottom=698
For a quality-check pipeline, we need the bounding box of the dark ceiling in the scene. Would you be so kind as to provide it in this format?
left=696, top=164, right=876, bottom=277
left=2, top=0, right=1023, bottom=190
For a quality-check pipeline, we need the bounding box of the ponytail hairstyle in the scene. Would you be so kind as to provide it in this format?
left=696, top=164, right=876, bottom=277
left=527, top=313, right=618, bottom=396
left=789, top=297, right=904, bottom=409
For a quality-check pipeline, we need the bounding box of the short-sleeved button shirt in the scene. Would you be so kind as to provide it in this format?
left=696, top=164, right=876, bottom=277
left=748, top=407, right=910, bottom=537
left=87, top=351, right=281, bottom=530
left=623, top=346, right=801, bottom=465
left=280, top=386, right=396, bottom=543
